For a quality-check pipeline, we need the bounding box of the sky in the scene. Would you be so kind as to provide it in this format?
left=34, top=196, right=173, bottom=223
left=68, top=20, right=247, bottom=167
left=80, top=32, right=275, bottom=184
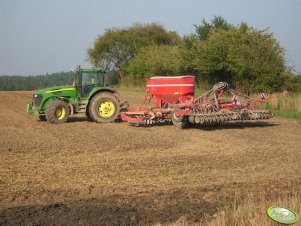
left=0, top=0, right=301, bottom=76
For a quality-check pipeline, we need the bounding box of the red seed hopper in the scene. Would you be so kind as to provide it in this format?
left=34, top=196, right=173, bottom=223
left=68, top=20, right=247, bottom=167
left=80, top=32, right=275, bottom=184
left=145, top=76, right=195, bottom=107
left=120, top=76, right=195, bottom=126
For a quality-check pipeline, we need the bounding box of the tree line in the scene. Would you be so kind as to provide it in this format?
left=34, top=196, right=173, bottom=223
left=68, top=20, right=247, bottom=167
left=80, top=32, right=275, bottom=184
left=88, top=16, right=301, bottom=93
left=0, top=72, right=73, bottom=91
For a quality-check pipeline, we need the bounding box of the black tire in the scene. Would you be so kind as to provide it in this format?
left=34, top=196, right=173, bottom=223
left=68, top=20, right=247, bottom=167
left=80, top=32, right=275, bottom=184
left=45, top=100, right=69, bottom=124
left=171, top=109, right=190, bottom=129
left=89, top=92, right=120, bottom=123
left=38, top=115, right=47, bottom=121
left=85, top=108, right=93, bottom=121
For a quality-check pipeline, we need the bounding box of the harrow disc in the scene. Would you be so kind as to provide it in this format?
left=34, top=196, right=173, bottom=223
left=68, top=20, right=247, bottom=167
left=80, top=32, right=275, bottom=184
left=194, top=116, right=200, bottom=124
left=188, top=115, right=195, bottom=123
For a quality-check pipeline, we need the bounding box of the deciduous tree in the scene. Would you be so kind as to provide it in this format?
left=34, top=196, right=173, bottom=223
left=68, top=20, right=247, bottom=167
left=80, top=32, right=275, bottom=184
left=87, top=23, right=179, bottom=73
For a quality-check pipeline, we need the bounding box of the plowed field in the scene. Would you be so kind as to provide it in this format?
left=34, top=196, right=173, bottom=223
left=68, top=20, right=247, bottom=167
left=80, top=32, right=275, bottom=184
left=0, top=91, right=300, bottom=225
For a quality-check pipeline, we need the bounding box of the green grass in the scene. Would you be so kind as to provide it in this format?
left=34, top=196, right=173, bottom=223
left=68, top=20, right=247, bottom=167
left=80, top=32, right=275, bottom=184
left=261, top=94, right=301, bottom=120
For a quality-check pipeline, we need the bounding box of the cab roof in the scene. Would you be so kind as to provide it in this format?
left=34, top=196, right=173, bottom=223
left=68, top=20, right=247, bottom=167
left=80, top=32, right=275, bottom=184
left=78, top=68, right=106, bottom=73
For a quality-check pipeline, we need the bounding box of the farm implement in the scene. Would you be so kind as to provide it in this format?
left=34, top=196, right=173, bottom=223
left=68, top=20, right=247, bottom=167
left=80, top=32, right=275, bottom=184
left=120, top=76, right=273, bottom=128
left=27, top=65, right=273, bottom=127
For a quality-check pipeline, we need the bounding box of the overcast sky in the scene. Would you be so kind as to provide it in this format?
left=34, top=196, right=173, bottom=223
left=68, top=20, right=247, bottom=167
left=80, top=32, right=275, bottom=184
left=0, top=0, right=301, bottom=75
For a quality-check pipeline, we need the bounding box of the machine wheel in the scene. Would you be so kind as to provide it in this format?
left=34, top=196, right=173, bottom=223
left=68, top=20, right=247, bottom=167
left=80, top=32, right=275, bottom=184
left=38, top=115, right=47, bottom=121
left=45, top=100, right=69, bottom=124
left=171, top=109, right=190, bottom=129
left=85, top=109, right=93, bottom=121
left=89, top=92, right=120, bottom=123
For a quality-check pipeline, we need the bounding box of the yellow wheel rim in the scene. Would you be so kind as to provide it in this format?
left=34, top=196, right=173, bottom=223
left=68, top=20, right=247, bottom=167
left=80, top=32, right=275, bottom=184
left=55, top=106, right=66, bottom=120
left=99, top=101, right=115, bottom=118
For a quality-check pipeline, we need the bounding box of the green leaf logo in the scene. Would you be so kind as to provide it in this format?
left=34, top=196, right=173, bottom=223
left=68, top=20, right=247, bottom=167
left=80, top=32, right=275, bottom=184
left=267, top=206, right=299, bottom=225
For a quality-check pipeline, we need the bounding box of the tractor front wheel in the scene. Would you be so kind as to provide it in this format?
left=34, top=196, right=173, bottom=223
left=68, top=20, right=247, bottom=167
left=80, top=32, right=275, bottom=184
left=45, top=100, right=69, bottom=124
left=89, top=92, right=120, bottom=123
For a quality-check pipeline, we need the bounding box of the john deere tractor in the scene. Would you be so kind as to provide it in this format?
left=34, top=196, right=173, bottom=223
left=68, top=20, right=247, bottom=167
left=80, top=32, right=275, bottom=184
left=27, top=66, right=121, bottom=124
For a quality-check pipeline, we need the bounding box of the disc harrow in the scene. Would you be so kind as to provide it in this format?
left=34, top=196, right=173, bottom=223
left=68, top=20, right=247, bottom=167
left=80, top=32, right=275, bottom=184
left=129, top=119, right=172, bottom=127
left=187, top=110, right=273, bottom=126
left=120, top=76, right=275, bottom=128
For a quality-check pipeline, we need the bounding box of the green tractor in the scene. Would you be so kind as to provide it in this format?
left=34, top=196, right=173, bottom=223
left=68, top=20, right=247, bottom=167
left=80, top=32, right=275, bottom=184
left=27, top=66, right=121, bottom=124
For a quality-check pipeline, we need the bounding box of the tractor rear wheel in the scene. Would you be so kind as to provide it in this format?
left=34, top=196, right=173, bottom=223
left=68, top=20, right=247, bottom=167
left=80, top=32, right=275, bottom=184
left=45, top=100, right=69, bottom=124
left=89, top=92, right=120, bottom=123
left=85, top=109, right=93, bottom=121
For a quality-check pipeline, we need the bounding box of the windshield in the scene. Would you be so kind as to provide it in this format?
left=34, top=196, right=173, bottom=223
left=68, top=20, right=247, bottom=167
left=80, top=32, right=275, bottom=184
left=80, top=72, right=105, bottom=97
left=82, top=73, right=104, bottom=86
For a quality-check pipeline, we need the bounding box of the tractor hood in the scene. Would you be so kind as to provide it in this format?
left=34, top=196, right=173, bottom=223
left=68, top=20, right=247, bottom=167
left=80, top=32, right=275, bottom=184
left=35, top=85, right=76, bottom=95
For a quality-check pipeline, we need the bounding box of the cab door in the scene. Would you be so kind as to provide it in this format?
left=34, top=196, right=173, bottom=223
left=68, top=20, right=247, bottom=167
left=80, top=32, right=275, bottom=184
left=81, top=73, right=98, bottom=98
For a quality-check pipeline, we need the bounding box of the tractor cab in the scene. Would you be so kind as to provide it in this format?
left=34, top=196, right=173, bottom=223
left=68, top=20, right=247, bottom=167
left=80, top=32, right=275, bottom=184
left=73, top=66, right=107, bottom=98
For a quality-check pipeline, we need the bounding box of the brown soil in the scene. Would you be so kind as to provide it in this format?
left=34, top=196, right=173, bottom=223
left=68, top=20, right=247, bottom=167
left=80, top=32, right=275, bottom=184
left=0, top=91, right=300, bottom=225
